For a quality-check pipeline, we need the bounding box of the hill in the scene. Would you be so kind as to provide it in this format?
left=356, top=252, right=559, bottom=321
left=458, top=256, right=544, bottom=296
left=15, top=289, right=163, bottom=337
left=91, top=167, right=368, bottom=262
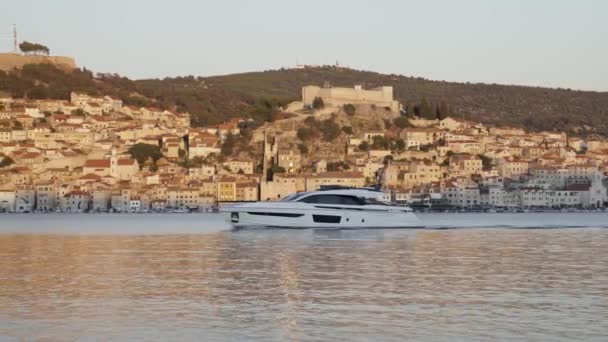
left=1, top=64, right=607, bottom=136
left=0, top=53, right=76, bottom=72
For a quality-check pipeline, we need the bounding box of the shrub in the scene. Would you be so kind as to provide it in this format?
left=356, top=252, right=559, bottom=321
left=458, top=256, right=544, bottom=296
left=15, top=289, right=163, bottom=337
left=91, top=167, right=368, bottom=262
left=320, top=119, right=341, bottom=141
left=393, top=116, right=409, bottom=129
left=312, top=97, right=325, bottom=110
left=358, top=141, right=370, bottom=151
left=297, top=143, right=309, bottom=154
left=343, top=104, right=356, bottom=116
left=297, top=127, right=314, bottom=141
left=394, top=139, right=405, bottom=151
left=304, top=116, right=317, bottom=126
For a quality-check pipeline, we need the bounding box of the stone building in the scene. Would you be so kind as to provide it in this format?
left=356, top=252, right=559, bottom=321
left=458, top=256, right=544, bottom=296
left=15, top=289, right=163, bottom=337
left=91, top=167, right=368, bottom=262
left=302, top=84, right=400, bottom=112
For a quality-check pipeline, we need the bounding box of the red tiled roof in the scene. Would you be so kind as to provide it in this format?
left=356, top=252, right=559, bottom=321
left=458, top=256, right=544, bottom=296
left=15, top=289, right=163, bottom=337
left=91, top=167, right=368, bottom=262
left=84, top=159, right=111, bottom=168
left=118, top=159, right=135, bottom=166
left=80, top=173, right=102, bottom=180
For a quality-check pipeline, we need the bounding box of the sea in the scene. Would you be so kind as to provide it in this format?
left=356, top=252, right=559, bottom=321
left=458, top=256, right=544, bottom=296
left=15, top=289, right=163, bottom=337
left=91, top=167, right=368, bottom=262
left=0, top=213, right=607, bottom=341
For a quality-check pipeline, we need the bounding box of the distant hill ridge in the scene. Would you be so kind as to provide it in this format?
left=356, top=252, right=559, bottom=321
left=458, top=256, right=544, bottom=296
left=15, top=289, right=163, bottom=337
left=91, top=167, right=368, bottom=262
left=0, top=63, right=607, bottom=136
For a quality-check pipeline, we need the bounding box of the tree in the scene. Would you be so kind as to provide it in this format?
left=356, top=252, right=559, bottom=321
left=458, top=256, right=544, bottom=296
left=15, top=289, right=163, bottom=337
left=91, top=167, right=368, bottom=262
left=0, top=156, right=15, bottom=168
left=327, top=161, right=350, bottom=171
left=19, top=41, right=50, bottom=55
left=312, top=97, right=325, bottom=110
left=320, top=118, right=340, bottom=141
left=71, top=109, right=86, bottom=116
left=341, top=126, right=353, bottom=135
left=394, top=139, right=405, bottom=151
left=343, top=104, right=356, bottom=116
left=221, top=134, right=236, bottom=156
left=128, top=143, right=162, bottom=169
left=438, top=100, right=451, bottom=120
left=297, top=143, right=309, bottom=154
left=358, top=141, right=370, bottom=151
left=478, top=154, right=493, bottom=171
left=297, top=127, right=314, bottom=141
left=267, top=164, right=286, bottom=181
left=393, top=116, right=410, bottom=129
left=304, top=116, right=317, bottom=126
left=371, top=136, right=391, bottom=150
left=419, top=98, right=434, bottom=119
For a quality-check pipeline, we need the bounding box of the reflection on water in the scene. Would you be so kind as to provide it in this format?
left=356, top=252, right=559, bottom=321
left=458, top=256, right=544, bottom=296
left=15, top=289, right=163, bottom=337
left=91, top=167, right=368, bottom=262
left=1, top=221, right=607, bottom=341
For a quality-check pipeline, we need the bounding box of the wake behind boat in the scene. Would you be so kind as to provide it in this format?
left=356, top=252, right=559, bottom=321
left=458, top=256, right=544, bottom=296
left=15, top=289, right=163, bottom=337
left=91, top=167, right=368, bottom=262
left=220, top=187, right=423, bottom=229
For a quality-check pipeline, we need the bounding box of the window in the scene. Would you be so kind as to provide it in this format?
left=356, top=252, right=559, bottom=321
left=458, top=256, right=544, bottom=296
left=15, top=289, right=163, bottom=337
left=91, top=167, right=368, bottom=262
left=299, top=195, right=365, bottom=205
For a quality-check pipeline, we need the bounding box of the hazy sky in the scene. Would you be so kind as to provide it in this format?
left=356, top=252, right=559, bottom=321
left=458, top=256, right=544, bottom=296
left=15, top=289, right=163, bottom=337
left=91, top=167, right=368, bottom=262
left=1, top=0, right=607, bottom=91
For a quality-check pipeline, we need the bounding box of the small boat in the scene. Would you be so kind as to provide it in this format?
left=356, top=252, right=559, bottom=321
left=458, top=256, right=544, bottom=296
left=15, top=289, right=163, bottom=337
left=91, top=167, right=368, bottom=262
left=220, top=187, right=423, bottom=229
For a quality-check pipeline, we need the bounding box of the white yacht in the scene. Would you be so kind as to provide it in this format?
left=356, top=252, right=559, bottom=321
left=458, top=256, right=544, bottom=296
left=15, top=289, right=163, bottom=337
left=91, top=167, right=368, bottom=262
left=220, top=187, right=423, bottom=229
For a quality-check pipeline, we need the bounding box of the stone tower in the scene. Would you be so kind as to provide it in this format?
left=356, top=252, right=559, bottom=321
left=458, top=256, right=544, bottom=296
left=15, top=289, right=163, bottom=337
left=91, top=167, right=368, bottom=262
left=110, top=148, right=118, bottom=178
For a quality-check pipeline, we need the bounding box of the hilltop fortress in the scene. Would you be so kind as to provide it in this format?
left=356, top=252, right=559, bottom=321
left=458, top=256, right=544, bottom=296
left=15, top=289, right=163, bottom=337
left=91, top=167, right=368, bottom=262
left=302, top=84, right=400, bottom=112
left=0, top=53, right=76, bottom=72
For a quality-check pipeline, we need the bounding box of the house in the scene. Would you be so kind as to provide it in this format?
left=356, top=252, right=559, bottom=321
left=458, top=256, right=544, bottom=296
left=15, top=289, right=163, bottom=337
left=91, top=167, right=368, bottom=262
left=439, top=117, right=468, bottom=131
left=236, top=182, right=258, bottom=201
left=305, top=171, right=365, bottom=191
left=15, top=185, right=36, bottom=213
left=91, top=188, right=112, bottom=212
left=63, top=190, right=90, bottom=212
left=277, top=150, right=302, bottom=173
left=83, top=153, right=138, bottom=180
left=83, top=102, right=103, bottom=116
left=401, top=128, right=442, bottom=149
left=0, top=189, right=16, bottom=212
left=449, top=154, right=482, bottom=177
left=216, top=176, right=238, bottom=202
left=103, top=96, right=123, bottom=112
left=498, top=157, right=529, bottom=180
left=189, top=140, right=220, bottom=158
left=223, top=160, right=254, bottom=174
left=0, top=129, right=11, bottom=143
left=35, top=182, right=58, bottom=211
left=447, top=140, right=481, bottom=154
left=442, top=179, right=481, bottom=208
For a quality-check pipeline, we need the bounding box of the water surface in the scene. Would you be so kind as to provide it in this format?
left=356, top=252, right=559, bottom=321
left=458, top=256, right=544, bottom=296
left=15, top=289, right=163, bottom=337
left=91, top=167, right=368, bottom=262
left=1, top=214, right=607, bottom=341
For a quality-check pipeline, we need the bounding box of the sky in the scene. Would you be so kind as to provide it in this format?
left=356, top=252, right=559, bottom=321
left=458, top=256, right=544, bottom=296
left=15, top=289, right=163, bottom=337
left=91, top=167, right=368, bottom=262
left=1, top=0, right=607, bottom=91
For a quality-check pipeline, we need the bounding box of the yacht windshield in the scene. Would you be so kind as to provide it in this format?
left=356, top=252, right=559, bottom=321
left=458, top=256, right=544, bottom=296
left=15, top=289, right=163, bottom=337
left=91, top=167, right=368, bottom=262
left=363, top=198, right=388, bottom=206
left=280, top=193, right=308, bottom=202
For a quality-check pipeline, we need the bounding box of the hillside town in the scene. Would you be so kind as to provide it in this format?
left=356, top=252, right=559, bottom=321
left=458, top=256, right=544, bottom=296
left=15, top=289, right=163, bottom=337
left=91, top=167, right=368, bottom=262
left=1, top=85, right=608, bottom=213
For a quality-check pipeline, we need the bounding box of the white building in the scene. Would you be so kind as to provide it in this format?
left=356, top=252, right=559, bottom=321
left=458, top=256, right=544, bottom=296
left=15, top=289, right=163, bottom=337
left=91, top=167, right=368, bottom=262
left=0, top=189, right=15, bottom=212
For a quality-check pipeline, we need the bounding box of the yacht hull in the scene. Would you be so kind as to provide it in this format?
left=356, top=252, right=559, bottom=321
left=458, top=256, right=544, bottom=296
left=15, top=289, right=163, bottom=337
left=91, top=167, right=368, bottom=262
left=220, top=203, right=424, bottom=229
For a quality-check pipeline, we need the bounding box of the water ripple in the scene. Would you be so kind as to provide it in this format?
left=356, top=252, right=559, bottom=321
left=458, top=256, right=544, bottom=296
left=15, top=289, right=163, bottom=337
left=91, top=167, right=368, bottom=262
left=0, top=215, right=607, bottom=341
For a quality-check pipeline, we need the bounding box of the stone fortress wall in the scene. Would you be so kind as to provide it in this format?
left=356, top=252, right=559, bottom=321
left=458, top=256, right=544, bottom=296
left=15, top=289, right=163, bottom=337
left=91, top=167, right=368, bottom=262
left=302, top=84, right=400, bottom=112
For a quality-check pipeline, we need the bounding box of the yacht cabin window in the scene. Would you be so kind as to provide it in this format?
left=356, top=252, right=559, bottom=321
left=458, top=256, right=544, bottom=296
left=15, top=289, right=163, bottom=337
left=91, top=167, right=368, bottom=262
left=298, top=195, right=366, bottom=205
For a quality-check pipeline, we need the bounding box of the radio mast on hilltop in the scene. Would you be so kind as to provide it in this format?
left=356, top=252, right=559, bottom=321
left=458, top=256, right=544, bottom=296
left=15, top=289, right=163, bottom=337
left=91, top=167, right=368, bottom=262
left=13, top=24, right=18, bottom=53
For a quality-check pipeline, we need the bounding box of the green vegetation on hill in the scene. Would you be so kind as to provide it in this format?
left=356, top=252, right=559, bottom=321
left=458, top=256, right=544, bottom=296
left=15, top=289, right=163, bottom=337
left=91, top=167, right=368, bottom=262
left=128, top=143, right=162, bottom=170
left=1, top=64, right=607, bottom=135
